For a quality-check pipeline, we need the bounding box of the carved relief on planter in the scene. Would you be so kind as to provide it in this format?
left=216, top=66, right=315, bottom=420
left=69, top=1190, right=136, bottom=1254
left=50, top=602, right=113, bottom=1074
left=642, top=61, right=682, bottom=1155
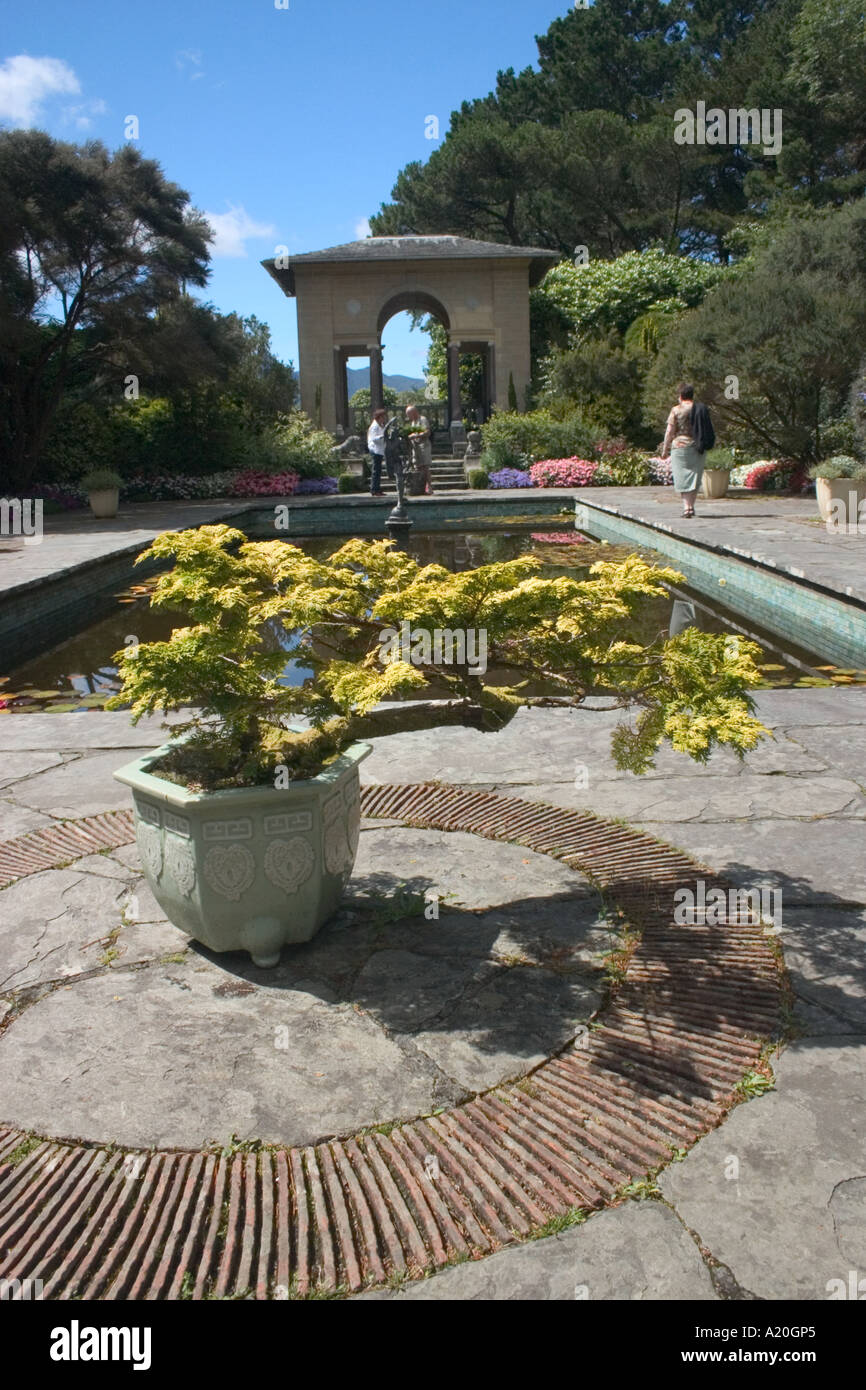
left=165, top=837, right=196, bottom=898
left=323, top=790, right=353, bottom=875
left=345, top=782, right=361, bottom=862
left=136, top=822, right=163, bottom=881
left=203, top=843, right=256, bottom=902
left=263, top=837, right=315, bottom=894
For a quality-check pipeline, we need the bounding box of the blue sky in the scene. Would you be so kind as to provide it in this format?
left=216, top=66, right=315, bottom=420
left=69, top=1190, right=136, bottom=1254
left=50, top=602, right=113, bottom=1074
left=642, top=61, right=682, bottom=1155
left=0, top=0, right=567, bottom=379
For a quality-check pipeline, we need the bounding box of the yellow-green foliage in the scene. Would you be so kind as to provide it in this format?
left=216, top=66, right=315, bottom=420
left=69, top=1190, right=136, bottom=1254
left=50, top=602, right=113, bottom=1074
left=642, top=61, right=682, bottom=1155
left=108, top=526, right=768, bottom=787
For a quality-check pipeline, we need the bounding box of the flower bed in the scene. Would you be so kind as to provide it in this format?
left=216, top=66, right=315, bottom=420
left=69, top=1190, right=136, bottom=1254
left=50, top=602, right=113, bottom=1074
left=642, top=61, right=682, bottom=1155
left=530, top=457, right=599, bottom=488
left=743, top=459, right=810, bottom=494
left=648, top=456, right=673, bottom=486
left=37, top=483, right=87, bottom=510
left=34, top=468, right=329, bottom=509
left=295, top=476, right=339, bottom=495
left=227, top=469, right=300, bottom=498
left=488, top=467, right=534, bottom=488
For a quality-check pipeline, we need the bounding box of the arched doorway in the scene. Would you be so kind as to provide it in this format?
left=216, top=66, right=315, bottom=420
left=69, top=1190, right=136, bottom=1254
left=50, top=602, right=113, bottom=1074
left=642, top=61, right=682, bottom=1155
left=263, top=235, right=559, bottom=434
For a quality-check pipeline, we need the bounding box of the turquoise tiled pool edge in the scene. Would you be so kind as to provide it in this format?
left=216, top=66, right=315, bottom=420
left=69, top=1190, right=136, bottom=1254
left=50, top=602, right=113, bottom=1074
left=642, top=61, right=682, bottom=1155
left=0, top=495, right=573, bottom=669
left=3, top=488, right=865, bottom=672
left=577, top=499, right=866, bottom=669
left=243, top=493, right=573, bottom=537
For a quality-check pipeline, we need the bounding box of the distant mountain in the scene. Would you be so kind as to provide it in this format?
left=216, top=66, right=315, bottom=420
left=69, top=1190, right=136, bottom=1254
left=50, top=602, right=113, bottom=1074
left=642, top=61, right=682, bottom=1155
left=346, top=367, right=426, bottom=395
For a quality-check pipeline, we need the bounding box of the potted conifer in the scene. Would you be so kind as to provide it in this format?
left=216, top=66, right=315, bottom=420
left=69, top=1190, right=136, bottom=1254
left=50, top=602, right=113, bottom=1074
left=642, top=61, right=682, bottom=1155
left=81, top=468, right=123, bottom=518
left=809, top=456, right=866, bottom=523
left=110, top=525, right=768, bottom=966
left=702, top=449, right=736, bottom=500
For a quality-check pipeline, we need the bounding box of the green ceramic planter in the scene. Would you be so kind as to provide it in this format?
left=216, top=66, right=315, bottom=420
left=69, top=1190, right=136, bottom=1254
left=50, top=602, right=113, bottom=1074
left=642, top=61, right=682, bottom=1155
left=113, top=741, right=371, bottom=966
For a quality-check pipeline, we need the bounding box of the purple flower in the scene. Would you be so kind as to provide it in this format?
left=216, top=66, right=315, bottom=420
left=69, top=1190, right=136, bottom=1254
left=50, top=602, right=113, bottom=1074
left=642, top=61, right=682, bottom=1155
left=488, top=468, right=534, bottom=489
left=295, top=476, right=338, bottom=495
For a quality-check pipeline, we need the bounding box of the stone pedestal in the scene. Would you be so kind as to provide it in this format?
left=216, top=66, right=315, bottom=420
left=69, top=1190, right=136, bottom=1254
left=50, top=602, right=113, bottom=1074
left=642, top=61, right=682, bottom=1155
left=450, top=420, right=468, bottom=459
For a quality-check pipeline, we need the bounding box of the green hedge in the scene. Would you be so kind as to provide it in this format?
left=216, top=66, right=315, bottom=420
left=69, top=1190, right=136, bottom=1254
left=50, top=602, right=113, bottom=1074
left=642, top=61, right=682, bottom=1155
left=338, top=473, right=365, bottom=494
left=481, top=409, right=602, bottom=466
left=39, top=399, right=336, bottom=483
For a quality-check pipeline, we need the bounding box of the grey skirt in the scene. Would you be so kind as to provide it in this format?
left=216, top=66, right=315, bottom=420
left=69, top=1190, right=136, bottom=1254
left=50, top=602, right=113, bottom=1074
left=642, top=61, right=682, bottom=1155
left=671, top=443, right=705, bottom=494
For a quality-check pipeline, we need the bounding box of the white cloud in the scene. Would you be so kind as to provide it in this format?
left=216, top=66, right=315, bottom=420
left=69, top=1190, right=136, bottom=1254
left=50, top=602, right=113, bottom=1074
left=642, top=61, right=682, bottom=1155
left=0, top=54, right=80, bottom=126
left=205, top=205, right=276, bottom=258
left=61, top=97, right=108, bottom=130
left=355, top=218, right=372, bottom=239
left=175, top=49, right=205, bottom=80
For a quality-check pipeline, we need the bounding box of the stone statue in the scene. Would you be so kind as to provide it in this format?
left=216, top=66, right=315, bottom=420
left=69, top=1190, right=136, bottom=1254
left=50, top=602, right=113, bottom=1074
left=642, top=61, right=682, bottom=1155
left=465, top=430, right=482, bottom=462
left=450, top=420, right=468, bottom=459
left=332, top=434, right=365, bottom=457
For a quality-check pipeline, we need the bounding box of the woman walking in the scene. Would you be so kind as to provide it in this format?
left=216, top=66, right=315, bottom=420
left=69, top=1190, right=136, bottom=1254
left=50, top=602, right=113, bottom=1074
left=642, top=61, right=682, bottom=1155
left=660, top=384, right=714, bottom=517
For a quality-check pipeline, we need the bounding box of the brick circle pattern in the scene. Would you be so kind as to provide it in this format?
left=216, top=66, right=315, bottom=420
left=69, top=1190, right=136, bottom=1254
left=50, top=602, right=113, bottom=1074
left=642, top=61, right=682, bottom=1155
left=0, top=783, right=783, bottom=1300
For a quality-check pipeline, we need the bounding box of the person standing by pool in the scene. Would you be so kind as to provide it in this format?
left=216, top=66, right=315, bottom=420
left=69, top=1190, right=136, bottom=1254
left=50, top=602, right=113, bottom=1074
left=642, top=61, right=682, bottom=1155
left=660, top=384, right=713, bottom=517
left=367, top=407, right=388, bottom=496
left=405, top=404, right=435, bottom=494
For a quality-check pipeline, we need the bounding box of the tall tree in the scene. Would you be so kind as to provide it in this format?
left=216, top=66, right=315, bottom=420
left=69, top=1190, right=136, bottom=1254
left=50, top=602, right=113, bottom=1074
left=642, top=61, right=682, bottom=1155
left=0, top=130, right=211, bottom=486
left=643, top=201, right=866, bottom=463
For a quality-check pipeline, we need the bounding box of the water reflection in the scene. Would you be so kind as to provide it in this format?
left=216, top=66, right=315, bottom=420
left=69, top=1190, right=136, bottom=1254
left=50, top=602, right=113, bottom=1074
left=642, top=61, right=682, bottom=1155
left=4, top=532, right=833, bottom=710
left=669, top=598, right=699, bottom=637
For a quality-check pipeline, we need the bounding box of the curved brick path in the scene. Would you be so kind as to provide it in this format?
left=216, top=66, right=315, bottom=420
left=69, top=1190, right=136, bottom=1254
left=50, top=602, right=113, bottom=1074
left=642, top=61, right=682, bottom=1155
left=0, top=783, right=783, bottom=1299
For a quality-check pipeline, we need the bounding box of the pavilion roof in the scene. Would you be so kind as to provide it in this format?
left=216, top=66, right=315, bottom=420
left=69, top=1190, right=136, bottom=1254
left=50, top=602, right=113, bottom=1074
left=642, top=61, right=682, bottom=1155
left=262, top=235, right=560, bottom=295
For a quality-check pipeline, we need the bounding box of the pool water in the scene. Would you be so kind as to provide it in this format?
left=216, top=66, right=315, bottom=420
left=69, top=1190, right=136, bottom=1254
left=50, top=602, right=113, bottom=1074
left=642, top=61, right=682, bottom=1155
left=2, top=530, right=863, bottom=714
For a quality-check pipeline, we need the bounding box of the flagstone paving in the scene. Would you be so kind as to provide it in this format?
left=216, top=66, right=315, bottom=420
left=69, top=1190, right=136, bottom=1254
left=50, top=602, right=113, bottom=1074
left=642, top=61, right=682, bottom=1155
left=0, top=829, right=607, bottom=1150
left=0, top=778, right=782, bottom=1298
left=0, top=686, right=864, bottom=1298
left=581, top=489, right=866, bottom=604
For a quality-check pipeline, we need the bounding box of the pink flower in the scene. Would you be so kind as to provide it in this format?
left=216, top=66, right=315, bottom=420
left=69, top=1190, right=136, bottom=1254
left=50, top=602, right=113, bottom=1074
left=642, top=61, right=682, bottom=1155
left=228, top=470, right=300, bottom=498
left=530, top=532, right=588, bottom=544
left=530, top=457, right=599, bottom=488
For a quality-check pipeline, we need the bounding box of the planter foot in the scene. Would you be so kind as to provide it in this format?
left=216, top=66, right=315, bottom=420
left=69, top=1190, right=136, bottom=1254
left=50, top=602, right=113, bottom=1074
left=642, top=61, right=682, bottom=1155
left=242, top=915, right=284, bottom=969
left=251, top=951, right=281, bottom=969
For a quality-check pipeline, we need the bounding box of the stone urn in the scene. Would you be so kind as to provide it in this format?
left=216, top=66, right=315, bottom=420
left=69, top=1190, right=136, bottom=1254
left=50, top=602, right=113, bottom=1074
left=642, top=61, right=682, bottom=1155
left=113, top=742, right=371, bottom=967
left=702, top=468, right=729, bottom=499
left=815, top=477, right=865, bottom=524
left=464, top=431, right=483, bottom=462
left=88, top=488, right=119, bottom=519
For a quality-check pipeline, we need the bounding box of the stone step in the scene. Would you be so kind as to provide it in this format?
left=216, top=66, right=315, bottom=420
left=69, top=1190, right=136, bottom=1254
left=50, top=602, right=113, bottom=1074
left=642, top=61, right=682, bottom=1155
left=379, top=480, right=467, bottom=493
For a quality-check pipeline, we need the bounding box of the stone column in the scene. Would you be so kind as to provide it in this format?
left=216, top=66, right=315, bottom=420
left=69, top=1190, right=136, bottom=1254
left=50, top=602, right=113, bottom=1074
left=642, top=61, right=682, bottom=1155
left=369, top=343, right=384, bottom=412
left=334, top=348, right=350, bottom=432
left=447, top=339, right=462, bottom=426
left=486, top=341, right=497, bottom=417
